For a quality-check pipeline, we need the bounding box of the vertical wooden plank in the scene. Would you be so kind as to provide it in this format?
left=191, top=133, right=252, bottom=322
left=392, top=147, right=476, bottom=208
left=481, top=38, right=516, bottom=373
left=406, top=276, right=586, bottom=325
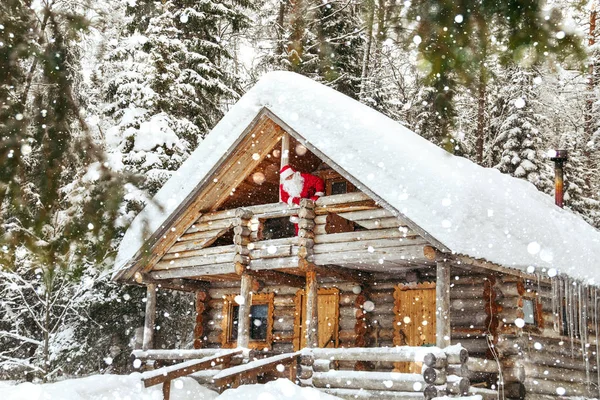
left=436, top=260, right=451, bottom=348
left=142, top=284, right=157, bottom=351
left=294, top=290, right=306, bottom=350
left=317, top=289, right=339, bottom=348
left=237, top=273, right=253, bottom=348
left=394, top=283, right=437, bottom=373
left=305, top=269, right=318, bottom=348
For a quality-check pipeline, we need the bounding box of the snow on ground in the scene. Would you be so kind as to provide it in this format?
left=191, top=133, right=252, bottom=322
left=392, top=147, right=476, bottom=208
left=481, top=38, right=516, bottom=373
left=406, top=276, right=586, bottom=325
left=0, top=376, right=342, bottom=400
left=217, top=379, right=342, bottom=400
left=0, top=374, right=218, bottom=400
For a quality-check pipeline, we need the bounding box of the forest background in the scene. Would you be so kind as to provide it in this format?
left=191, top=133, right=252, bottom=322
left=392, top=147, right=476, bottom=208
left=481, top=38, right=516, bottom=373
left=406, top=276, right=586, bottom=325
left=1, top=0, right=600, bottom=383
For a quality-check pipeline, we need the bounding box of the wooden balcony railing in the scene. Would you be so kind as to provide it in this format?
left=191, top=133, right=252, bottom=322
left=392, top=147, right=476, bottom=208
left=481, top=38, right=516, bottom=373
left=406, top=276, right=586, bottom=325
left=150, top=192, right=434, bottom=281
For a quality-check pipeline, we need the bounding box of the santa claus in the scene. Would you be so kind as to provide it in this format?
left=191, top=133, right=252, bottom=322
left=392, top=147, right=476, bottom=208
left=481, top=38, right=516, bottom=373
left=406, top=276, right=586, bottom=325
left=279, top=164, right=325, bottom=206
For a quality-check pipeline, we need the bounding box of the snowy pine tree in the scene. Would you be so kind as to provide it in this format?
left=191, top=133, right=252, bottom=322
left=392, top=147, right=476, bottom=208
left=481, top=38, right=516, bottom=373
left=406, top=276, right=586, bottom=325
left=491, top=67, right=553, bottom=193
left=270, top=0, right=363, bottom=98
left=101, top=0, right=249, bottom=215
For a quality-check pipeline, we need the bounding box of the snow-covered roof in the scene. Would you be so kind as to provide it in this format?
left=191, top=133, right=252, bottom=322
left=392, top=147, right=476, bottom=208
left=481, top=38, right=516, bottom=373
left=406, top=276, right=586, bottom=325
left=114, top=71, right=600, bottom=284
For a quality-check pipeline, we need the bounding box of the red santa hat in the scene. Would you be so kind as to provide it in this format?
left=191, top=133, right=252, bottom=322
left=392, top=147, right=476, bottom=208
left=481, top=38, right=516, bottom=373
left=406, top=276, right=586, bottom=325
left=279, top=164, right=295, bottom=180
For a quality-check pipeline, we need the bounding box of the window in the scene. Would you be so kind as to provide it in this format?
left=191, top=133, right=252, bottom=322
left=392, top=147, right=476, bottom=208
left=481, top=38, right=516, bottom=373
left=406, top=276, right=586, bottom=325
left=330, top=180, right=348, bottom=195
left=221, top=293, right=274, bottom=349
left=228, top=304, right=269, bottom=342
left=522, top=298, right=536, bottom=325
left=316, top=168, right=355, bottom=196
left=261, top=217, right=295, bottom=240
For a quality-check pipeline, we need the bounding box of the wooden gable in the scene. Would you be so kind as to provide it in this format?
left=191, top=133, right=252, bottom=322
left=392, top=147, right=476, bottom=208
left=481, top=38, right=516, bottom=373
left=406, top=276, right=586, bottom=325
left=118, top=109, right=438, bottom=285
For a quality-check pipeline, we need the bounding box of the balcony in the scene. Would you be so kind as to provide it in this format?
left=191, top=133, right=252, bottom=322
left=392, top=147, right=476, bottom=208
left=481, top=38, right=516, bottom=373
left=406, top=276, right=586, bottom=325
left=148, top=192, right=434, bottom=283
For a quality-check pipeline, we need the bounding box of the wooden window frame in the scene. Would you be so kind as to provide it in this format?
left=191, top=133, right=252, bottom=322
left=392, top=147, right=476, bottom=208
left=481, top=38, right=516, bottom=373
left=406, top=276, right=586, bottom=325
left=221, top=293, right=274, bottom=350
left=317, top=169, right=356, bottom=196
left=519, top=294, right=543, bottom=334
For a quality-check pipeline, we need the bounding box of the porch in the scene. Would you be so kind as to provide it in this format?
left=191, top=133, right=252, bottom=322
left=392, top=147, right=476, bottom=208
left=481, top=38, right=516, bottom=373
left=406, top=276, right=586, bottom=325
left=132, top=345, right=501, bottom=400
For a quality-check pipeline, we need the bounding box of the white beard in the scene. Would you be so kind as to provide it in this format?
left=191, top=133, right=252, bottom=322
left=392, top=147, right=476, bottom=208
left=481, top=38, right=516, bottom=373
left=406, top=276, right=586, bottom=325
left=282, top=172, right=304, bottom=198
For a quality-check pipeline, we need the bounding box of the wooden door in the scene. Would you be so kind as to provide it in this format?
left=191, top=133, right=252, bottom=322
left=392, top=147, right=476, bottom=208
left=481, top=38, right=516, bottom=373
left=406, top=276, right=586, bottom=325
left=393, top=282, right=436, bottom=373
left=294, top=288, right=340, bottom=350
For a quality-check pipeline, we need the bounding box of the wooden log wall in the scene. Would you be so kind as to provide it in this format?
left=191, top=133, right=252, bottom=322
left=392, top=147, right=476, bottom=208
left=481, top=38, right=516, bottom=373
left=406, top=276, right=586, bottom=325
left=201, top=280, right=407, bottom=370
left=203, top=285, right=298, bottom=353
left=494, top=275, right=600, bottom=399
left=448, top=270, right=497, bottom=360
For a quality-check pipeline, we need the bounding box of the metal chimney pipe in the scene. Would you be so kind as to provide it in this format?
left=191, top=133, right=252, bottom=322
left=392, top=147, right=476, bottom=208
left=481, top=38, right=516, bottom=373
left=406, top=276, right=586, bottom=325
left=549, top=149, right=568, bottom=208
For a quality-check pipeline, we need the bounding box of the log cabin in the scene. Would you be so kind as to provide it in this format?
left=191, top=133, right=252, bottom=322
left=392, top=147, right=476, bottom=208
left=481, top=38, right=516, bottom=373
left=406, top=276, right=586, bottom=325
left=113, top=71, right=600, bottom=400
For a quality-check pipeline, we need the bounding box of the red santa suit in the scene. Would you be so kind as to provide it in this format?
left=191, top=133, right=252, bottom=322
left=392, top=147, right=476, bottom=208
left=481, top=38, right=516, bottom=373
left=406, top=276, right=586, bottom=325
left=279, top=165, right=325, bottom=206
left=279, top=165, right=325, bottom=234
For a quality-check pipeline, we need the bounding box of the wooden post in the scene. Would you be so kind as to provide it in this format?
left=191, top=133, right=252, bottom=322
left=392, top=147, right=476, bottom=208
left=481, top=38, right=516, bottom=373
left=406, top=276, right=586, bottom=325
left=237, top=273, right=253, bottom=348
left=305, top=268, right=318, bottom=348
left=162, top=380, right=171, bottom=400
left=436, top=259, right=451, bottom=348
left=279, top=133, right=290, bottom=202
left=298, top=199, right=315, bottom=259
left=143, top=283, right=157, bottom=351
left=194, top=291, right=209, bottom=349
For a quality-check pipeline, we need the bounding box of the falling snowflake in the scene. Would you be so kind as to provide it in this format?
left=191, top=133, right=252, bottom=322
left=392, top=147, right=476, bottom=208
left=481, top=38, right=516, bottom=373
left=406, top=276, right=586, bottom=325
left=514, top=318, right=525, bottom=328
left=514, top=98, right=526, bottom=108
left=527, top=242, right=540, bottom=255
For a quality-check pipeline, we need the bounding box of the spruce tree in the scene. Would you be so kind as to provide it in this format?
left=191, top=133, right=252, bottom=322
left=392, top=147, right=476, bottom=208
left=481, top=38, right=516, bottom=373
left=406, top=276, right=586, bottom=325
left=102, top=0, right=249, bottom=214
left=491, top=67, right=553, bottom=193
left=0, top=0, right=127, bottom=380
left=393, top=0, right=585, bottom=153
left=278, top=0, right=363, bottom=98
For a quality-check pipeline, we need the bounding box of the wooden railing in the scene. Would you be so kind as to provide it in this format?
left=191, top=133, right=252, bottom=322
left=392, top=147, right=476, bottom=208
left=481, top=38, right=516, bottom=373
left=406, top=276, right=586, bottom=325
left=149, top=192, right=435, bottom=282
left=301, top=346, right=470, bottom=400
left=138, top=349, right=242, bottom=400
left=213, top=351, right=300, bottom=390
left=132, top=348, right=225, bottom=362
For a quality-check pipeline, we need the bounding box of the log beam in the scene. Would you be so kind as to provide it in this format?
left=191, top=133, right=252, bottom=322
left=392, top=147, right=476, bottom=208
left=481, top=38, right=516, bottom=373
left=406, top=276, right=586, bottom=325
left=314, top=264, right=372, bottom=284
left=237, top=273, right=253, bottom=348
left=194, top=290, right=209, bottom=349
left=149, top=263, right=236, bottom=280
left=305, top=268, right=318, bottom=348
left=136, top=274, right=209, bottom=293
left=436, top=259, right=451, bottom=348
left=249, top=269, right=305, bottom=288
left=142, top=284, right=157, bottom=351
